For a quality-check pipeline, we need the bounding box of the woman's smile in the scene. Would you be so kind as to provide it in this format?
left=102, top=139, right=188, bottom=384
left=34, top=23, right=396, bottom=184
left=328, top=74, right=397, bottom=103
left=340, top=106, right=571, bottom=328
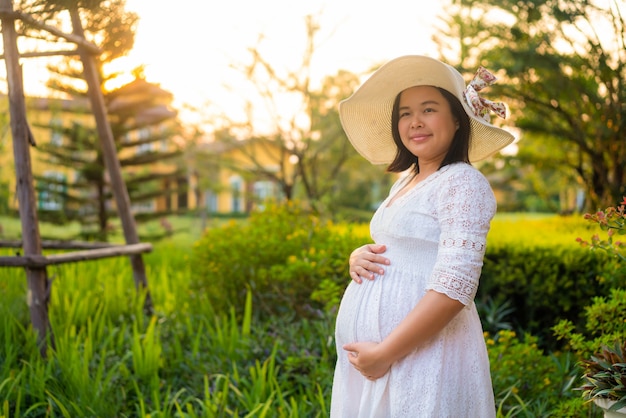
left=408, top=132, right=431, bottom=142
left=397, top=85, right=458, bottom=170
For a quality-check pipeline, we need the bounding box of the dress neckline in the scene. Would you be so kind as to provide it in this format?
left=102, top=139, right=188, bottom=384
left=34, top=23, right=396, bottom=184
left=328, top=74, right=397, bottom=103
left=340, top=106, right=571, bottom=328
left=385, top=164, right=453, bottom=208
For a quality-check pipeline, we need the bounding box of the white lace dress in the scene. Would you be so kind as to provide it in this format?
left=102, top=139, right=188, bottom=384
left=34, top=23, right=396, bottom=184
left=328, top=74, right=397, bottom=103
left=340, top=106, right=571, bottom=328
left=331, top=162, right=496, bottom=418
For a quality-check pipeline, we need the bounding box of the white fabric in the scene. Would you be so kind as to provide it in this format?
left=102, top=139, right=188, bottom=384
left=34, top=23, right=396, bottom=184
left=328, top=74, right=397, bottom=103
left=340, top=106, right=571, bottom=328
left=331, top=162, right=497, bottom=418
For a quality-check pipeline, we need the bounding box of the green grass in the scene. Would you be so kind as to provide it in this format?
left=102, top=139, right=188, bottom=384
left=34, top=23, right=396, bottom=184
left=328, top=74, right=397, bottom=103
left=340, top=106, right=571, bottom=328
left=0, top=212, right=603, bottom=417
left=489, top=213, right=594, bottom=248
left=0, top=213, right=223, bottom=246
left=1, top=211, right=594, bottom=249
left=1, top=236, right=337, bottom=417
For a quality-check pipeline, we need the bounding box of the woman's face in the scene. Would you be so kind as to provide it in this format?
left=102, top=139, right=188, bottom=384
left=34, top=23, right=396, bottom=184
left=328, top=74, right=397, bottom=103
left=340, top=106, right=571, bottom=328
left=397, top=85, right=459, bottom=167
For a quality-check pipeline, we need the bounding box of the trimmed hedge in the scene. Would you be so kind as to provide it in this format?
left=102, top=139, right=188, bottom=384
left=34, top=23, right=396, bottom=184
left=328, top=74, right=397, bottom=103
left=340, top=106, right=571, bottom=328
left=478, top=244, right=612, bottom=347
left=191, top=204, right=614, bottom=347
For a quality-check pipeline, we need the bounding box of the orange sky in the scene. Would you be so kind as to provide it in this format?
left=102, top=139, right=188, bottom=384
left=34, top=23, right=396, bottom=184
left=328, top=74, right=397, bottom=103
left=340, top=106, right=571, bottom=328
left=103, top=0, right=446, bottom=127
left=3, top=1, right=446, bottom=130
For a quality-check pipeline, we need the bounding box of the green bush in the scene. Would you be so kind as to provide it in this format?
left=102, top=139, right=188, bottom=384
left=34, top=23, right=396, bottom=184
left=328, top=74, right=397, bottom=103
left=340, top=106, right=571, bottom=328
left=190, top=203, right=611, bottom=346
left=487, top=329, right=595, bottom=417
left=190, top=201, right=367, bottom=319
left=3, top=209, right=617, bottom=417
left=553, top=287, right=626, bottom=359
left=479, top=244, right=610, bottom=348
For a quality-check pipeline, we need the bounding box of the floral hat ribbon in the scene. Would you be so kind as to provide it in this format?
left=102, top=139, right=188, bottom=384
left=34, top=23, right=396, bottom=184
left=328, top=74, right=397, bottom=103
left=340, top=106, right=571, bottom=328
left=464, top=66, right=507, bottom=123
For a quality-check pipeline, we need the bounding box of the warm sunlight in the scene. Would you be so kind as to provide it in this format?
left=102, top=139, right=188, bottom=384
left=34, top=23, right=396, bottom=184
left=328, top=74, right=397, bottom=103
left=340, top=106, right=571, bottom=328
left=4, top=0, right=446, bottom=129
left=0, top=0, right=449, bottom=131
left=119, top=0, right=446, bottom=129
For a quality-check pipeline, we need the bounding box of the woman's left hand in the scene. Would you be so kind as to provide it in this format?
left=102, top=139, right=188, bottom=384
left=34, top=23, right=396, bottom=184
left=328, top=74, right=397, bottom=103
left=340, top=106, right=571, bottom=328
left=342, top=341, right=391, bottom=380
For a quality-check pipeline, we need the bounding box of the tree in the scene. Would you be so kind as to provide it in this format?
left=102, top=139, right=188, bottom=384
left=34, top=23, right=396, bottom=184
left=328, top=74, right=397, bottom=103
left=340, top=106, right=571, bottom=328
left=196, top=14, right=385, bottom=215
left=34, top=75, right=184, bottom=240
left=437, top=0, right=625, bottom=211
left=19, top=0, right=185, bottom=240
left=15, top=0, right=137, bottom=65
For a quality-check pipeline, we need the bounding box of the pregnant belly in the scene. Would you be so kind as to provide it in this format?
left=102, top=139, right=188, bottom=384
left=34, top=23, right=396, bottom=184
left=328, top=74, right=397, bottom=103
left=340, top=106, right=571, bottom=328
left=334, top=274, right=420, bottom=347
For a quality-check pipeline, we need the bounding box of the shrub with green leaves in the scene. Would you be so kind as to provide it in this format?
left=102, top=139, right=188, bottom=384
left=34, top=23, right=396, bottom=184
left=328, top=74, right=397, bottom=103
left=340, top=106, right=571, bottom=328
left=190, top=201, right=368, bottom=319
left=553, top=288, right=626, bottom=360
left=479, top=244, right=610, bottom=348
left=577, top=340, right=626, bottom=411
left=1, top=243, right=340, bottom=417
left=487, top=329, right=592, bottom=417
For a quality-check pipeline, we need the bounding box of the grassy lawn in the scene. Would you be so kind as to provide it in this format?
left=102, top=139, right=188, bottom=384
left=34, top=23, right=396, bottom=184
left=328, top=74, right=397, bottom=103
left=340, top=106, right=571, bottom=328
left=0, top=208, right=603, bottom=417
left=489, top=212, right=593, bottom=247
left=1, top=210, right=593, bottom=248
left=0, top=213, right=230, bottom=248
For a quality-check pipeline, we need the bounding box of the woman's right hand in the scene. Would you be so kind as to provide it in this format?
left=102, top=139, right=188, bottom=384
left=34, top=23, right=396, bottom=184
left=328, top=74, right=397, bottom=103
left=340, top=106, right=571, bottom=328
left=349, top=244, right=390, bottom=284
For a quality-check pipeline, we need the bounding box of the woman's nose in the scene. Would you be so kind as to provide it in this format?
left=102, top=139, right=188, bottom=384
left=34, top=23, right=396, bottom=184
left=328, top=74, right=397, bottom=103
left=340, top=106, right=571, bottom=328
left=410, top=117, right=423, bottom=128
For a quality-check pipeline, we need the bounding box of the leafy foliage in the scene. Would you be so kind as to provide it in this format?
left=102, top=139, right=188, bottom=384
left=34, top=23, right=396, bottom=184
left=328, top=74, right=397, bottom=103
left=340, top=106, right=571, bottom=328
left=578, top=340, right=626, bottom=411
left=552, top=197, right=626, bottom=413
left=577, top=197, right=626, bottom=266
left=487, top=330, right=588, bottom=417
left=0, top=211, right=617, bottom=417
left=438, top=0, right=626, bottom=210
left=476, top=296, right=516, bottom=335
left=479, top=244, right=610, bottom=348
left=552, top=198, right=626, bottom=355
left=191, top=200, right=367, bottom=320
left=553, top=288, right=626, bottom=360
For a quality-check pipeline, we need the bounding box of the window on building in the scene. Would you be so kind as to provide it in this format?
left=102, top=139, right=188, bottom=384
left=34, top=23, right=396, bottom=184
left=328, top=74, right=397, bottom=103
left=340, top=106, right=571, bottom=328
left=131, top=200, right=155, bottom=214
left=230, top=175, right=243, bottom=213
left=136, top=128, right=153, bottom=154
left=253, top=180, right=275, bottom=210
left=205, top=191, right=218, bottom=213
left=50, top=118, right=63, bottom=146
left=38, top=171, right=66, bottom=211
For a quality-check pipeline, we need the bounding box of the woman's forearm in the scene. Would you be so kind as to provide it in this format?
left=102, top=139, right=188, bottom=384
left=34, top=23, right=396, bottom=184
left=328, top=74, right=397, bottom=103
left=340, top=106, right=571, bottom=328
left=377, top=290, right=465, bottom=364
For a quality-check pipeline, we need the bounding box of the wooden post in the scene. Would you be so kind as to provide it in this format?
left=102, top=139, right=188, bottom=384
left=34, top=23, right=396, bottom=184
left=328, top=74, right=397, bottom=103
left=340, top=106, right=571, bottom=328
left=69, top=8, right=153, bottom=314
left=0, top=0, right=52, bottom=357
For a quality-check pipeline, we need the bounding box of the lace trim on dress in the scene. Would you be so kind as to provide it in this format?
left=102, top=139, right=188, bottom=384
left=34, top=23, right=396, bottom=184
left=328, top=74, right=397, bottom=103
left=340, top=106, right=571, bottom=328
left=441, top=238, right=485, bottom=252
left=424, top=165, right=495, bottom=305
left=429, top=213, right=491, bottom=304
left=427, top=239, right=485, bottom=305
left=428, top=273, right=479, bottom=305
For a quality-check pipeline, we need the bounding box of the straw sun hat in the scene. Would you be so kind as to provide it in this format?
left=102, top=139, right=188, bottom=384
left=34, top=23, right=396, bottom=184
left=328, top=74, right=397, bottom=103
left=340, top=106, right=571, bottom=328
left=339, top=55, right=515, bottom=164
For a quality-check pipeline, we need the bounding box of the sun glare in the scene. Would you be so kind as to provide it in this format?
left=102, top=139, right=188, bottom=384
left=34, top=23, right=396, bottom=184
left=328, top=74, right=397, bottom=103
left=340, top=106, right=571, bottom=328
left=2, top=0, right=445, bottom=130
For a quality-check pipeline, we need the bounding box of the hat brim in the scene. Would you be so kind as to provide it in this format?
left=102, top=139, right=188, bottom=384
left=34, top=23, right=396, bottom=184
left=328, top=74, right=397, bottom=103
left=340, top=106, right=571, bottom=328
left=339, top=55, right=515, bottom=164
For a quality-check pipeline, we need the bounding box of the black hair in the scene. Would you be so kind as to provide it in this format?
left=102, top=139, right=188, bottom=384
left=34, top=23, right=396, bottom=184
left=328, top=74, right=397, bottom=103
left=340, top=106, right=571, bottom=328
left=386, top=86, right=471, bottom=174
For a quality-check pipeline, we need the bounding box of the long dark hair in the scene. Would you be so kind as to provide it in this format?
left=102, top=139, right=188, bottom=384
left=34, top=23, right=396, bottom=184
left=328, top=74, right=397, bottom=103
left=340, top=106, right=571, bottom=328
left=387, top=87, right=471, bottom=174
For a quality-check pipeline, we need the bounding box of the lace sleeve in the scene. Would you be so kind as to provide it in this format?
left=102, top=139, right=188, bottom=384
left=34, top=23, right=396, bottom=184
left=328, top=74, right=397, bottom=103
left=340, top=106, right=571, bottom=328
left=425, top=165, right=496, bottom=305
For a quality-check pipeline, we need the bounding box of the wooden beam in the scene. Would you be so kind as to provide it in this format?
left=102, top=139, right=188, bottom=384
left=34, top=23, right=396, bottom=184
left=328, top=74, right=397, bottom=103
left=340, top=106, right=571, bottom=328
left=0, top=49, right=80, bottom=59
left=0, top=243, right=153, bottom=268
left=0, top=239, right=116, bottom=249
left=0, top=9, right=101, bottom=55
left=0, top=254, right=46, bottom=267
left=0, top=0, right=51, bottom=357
left=70, top=9, right=153, bottom=314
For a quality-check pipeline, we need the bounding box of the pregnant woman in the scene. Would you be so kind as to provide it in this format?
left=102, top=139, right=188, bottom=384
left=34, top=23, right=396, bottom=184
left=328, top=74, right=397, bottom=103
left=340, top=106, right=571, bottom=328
left=330, top=55, right=515, bottom=417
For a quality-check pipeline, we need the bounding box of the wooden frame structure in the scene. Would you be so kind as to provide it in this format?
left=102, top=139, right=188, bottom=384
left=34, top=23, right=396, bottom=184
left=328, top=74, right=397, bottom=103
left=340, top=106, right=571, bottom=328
left=0, top=0, right=153, bottom=357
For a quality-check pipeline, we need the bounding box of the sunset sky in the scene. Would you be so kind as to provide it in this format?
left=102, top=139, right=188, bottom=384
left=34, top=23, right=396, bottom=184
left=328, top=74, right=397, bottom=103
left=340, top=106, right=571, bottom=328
left=4, top=0, right=448, bottom=129
left=117, top=0, right=448, bottom=127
